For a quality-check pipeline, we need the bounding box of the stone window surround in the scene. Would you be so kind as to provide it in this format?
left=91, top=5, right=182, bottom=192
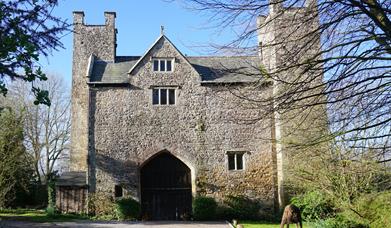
left=226, top=151, right=246, bottom=171
left=152, top=57, right=175, bottom=72
left=151, top=86, right=178, bottom=106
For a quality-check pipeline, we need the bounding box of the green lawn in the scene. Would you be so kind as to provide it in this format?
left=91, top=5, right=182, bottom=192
left=237, top=221, right=310, bottom=228
left=0, top=208, right=89, bottom=223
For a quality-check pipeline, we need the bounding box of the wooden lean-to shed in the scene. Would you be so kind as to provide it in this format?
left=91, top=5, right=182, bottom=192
left=56, top=171, right=87, bottom=213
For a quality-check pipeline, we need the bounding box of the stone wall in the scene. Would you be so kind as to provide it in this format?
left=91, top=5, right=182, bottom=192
left=87, top=37, right=278, bottom=212
left=257, top=0, right=327, bottom=207
left=71, top=12, right=116, bottom=171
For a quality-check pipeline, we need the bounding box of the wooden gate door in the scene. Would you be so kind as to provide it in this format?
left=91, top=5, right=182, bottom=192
left=141, top=152, right=192, bottom=220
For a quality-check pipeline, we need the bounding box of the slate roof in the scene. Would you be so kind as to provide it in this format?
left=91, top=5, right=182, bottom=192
left=90, top=56, right=139, bottom=84
left=89, top=55, right=262, bottom=84
left=188, top=56, right=262, bottom=84
left=56, top=171, right=87, bottom=187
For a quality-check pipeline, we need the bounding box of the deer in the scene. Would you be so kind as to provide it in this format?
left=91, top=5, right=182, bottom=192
left=280, top=204, right=302, bottom=228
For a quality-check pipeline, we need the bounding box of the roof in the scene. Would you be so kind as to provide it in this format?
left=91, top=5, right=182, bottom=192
left=90, top=56, right=140, bottom=83
left=188, top=56, right=262, bottom=84
left=56, top=171, right=87, bottom=187
left=89, top=55, right=263, bottom=84
left=127, top=35, right=196, bottom=76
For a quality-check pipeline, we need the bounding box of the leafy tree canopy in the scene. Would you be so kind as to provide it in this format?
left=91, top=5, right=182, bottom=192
left=0, top=0, right=68, bottom=106
left=0, top=108, right=33, bottom=208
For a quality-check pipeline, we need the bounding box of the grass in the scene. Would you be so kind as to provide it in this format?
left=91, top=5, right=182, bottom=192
left=235, top=220, right=310, bottom=228
left=0, top=208, right=89, bottom=223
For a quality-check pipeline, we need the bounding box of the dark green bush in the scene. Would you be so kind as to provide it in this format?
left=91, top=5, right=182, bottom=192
left=193, top=196, right=217, bottom=220
left=215, top=204, right=235, bottom=220
left=224, top=195, right=260, bottom=220
left=115, top=197, right=140, bottom=220
left=291, top=191, right=334, bottom=221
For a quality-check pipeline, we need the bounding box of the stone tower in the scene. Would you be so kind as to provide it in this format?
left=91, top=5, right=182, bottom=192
left=70, top=11, right=117, bottom=171
left=257, top=0, right=326, bottom=207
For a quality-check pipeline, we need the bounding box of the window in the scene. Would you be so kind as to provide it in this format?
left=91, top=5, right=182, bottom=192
left=153, top=59, right=173, bottom=72
left=152, top=88, right=176, bottom=105
left=115, top=185, right=123, bottom=197
left=227, top=152, right=245, bottom=171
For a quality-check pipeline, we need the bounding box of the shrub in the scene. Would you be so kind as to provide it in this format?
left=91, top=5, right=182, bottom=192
left=193, top=196, right=217, bottom=220
left=291, top=191, right=334, bottom=221
left=223, top=195, right=260, bottom=220
left=352, top=191, right=391, bottom=228
left=87, top=192, right=116, bottom=220
left=311, top=215, right=368, bottom=228
left=115, top=197, right=140, bottom=220
left=216, top=204, right=235, bottom=220
left=46, top=205, right=56, bottom=217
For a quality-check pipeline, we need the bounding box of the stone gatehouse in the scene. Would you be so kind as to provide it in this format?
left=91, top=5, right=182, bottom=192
left=66, top=1, right=321, bottom=219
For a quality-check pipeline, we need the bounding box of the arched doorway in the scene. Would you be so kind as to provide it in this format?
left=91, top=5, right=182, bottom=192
left=140, top=152, right=192, bottom=220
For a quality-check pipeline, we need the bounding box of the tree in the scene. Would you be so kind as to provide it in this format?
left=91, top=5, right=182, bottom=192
left=8, top=74, right=71, bottom=184
left=0, top=108, right=33, bottom=208
left=0, top=0, right=69, bottom=105
left=175, top=0, right=390, bottom=158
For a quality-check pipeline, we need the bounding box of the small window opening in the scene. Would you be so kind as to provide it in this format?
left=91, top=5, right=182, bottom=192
left=160, top=89, right=167, bottom=105
left=152, top=89, right=159, bottom=105
left=168, top=89, right=175, bottom=105
left=167, top=60, right=172, bottom=71
left=227, top=152, right=245, bottom=171
left=153, top=60, right=159, bottom=71
left=115, top=185, right=123, bottom=197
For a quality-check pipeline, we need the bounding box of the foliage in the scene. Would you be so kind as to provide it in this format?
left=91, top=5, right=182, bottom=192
left=215, top=204, right=235, bottom=220
left=87, top=192, right=116, bottom=220
left=348, top=191, right=391, bottom=228
left=224, top=195, right=260, bottom=220
left=289, top=144, right=390, bottom=208
left=291, top=191, right=334, bottom=221
left=0, top=108, right=34, bottom=208
left=46, top=177, right=56, bottom=216
left=25, top=184, right=48, bottom=208
left=310, top=215, right=368, bottom=228
left=0, top=0, right=68, bottom=105
left=45, top=205, right=56, bottom=217
left=114, top=197, right=141, bottom=220
left=192, top=196, right=217, bottom=220
left=237, top=221, right=310, bottom=228
left=288, top=144, right=390, bottom=226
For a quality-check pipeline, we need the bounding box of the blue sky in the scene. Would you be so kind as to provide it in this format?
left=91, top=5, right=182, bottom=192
left=39, top=0, right=240, bottom=85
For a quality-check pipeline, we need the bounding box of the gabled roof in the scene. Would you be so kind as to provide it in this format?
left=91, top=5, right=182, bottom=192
left=127, top=34, right=196, bottom=75
left=89, top=55, right=262, bottom=84
left=87, top=34, right=264, bottom=85
left=89, top=55, right=263, bottom=84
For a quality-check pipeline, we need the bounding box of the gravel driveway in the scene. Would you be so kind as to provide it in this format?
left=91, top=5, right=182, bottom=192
left=0, top=220, right=230, bottom=228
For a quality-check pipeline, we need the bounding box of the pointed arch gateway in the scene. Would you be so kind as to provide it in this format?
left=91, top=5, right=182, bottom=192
left=140, top=151, right=192, bottom=220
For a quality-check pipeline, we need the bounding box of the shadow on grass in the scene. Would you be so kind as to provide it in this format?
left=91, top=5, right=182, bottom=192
left=0, top=209, right=89, bottom=223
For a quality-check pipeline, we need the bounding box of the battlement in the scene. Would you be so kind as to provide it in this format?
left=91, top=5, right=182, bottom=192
left=73, top=11, right=116, bottom=27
